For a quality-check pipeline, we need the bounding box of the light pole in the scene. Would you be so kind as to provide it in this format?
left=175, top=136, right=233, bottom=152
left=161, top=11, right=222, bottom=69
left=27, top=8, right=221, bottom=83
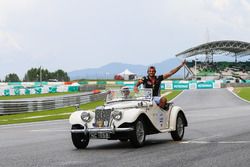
left=40, top=66, right=42, bottom=83
left=194, top=57, right=197, bottom=80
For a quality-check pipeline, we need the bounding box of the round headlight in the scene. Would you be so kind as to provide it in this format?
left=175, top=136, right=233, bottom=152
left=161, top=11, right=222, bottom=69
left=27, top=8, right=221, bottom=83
left=81, top=112, right=91, bottom=122
left=112, top=111, right=122, bottom=121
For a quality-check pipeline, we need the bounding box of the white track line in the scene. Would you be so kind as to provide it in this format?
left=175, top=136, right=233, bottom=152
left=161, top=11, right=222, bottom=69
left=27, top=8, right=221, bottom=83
left=189, top=135, right=221, bottom=141
left=0, top=119, right=67, bottom=129
left=180, top=141, right=250, bottom=144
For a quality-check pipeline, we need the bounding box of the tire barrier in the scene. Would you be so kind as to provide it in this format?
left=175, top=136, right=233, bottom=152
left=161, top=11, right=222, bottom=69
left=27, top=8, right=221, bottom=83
left=0, top=92, right=106, bottom=115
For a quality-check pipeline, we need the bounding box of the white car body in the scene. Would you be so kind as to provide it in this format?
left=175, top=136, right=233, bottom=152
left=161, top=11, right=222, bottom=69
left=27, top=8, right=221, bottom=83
left=69, top=89, right=188, bottom=148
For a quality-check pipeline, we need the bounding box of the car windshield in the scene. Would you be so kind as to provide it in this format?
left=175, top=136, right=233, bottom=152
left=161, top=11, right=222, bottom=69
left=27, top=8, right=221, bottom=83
left=106, top=88, right=153, bottom=103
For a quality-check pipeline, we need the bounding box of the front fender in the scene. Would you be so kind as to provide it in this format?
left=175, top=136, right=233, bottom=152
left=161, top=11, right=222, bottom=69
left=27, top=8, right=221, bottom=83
left=114, top=108, right=145, bottom=127
left=69, top=110, right=95, bottom=127
left=169, top=106, right=188, bottom=131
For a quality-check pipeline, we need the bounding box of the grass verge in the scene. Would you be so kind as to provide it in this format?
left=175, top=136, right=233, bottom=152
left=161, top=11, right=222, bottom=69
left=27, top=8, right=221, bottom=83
left=234, top=87, right=250, bottom=101
left=165, top=90, right=182, bottom=101
left=0, top=100, right=104, bottom=125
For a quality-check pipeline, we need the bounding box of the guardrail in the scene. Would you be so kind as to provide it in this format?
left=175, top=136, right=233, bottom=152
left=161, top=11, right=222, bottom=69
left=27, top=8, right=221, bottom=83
left=0, top=92, right=106, bottom=115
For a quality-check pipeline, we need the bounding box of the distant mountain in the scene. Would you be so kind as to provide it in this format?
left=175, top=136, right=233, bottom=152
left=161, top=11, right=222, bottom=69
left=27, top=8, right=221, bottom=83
left=69, top=58, right=184, bottom=80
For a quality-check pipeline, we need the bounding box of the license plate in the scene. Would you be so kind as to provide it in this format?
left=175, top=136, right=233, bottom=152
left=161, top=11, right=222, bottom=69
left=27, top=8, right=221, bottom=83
left=97, top=132, right=110, bottom=139
left=90, top=132, right=110, bottom=139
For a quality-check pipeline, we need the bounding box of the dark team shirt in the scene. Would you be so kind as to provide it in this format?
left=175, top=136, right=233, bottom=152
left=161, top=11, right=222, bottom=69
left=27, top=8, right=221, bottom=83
left=141, top=75, right=164, bottom=96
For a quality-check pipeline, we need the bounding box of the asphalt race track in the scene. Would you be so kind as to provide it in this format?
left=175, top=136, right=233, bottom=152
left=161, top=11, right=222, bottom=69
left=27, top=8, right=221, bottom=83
left=0, top=89, right=250, bottom=167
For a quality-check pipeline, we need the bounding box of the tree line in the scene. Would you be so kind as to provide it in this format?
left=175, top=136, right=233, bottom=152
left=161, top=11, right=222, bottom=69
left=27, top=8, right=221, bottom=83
left=3, top=67, right=70, bottom=82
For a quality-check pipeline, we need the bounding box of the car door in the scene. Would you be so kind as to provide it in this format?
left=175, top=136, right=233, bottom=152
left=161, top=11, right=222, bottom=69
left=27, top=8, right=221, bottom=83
left=151, top=105, right=169, bottom=130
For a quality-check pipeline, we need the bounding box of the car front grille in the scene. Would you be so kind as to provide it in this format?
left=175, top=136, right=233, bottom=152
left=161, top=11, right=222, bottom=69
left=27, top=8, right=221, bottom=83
left=95, top=108, right=112, bottom=127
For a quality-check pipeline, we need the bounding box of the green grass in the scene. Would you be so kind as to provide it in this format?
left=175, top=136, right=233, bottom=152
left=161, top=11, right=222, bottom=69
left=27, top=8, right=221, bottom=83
left=160, top=90, right=170, bottom=94
left=234, top=87, right=250, bottom=101
left=165, top=90, right=182, bottom=101
left=0, top=100, right=104, bottom=125
left=0, top=92, right=82, bottom=100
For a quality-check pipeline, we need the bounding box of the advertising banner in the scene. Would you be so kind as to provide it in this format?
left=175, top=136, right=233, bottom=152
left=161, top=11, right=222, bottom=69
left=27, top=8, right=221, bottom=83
left=49, top=87, right=57, bottom=93
left=4, top=89, right=10, bottom=96
left=197, top=81, right=214, bottom=89
left=163, top=81, right=173, bottom=90
left=78, top=81, right=88, bottom=85
left=245, top=80, right=250, bottom=83
left=35, top=87, right=42, bottom=94
left=172, top=81, right=189, bottom=90
left=160, top=83, right=165, bottom=90
left=115, top=81, right=124, bottom=85
left=97, top=81, right=106, bottom=85
left=8, top=82, right=22, bottom=86
left=68, top=86, right=79, bottom=92
left=25, top=89, right=31, bottom=95
left=14, top=89, right=20, bottom=95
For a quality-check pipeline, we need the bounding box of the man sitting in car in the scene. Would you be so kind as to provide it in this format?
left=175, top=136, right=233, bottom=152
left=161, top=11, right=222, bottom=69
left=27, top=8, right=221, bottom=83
left=134, top=60, right=186, bottom=109
left=120, top=86, right=131, bottom=99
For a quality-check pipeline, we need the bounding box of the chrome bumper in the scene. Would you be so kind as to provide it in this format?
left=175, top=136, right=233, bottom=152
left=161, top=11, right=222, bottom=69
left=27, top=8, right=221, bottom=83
left=71, top=127, right=134, bottom=134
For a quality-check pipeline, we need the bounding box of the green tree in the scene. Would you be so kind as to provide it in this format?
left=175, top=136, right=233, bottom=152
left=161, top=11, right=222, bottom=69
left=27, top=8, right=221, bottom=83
left=23, top=67, right=70, bottom=81
left=5, top=73, right=21, bottom=82
left=23, top=68, right=40, bottom=81
left=53, top=69, right=70, bottom=81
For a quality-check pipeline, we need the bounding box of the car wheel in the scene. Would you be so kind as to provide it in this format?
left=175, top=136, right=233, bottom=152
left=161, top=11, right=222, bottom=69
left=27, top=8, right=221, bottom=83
left=130, top=118, right=146, bottom=147
left=71, top=125, right=89, bottom=149
left=171, top=113, right=185, bottom=141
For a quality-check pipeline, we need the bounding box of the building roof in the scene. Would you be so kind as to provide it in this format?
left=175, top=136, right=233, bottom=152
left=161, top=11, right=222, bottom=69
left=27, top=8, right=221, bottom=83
left=118, top=69, right=136, bottom=76
left=176, top=40, right=250, bottom=58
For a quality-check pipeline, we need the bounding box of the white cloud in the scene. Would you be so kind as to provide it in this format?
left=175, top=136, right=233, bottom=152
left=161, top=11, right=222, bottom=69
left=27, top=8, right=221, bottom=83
left=0, top=31, right=23, bottom=50
left=0, top=0, right=35, bottom=11
left=240, top=0, right=250, bottom=11
left=213, top=0, right=230, bottom=11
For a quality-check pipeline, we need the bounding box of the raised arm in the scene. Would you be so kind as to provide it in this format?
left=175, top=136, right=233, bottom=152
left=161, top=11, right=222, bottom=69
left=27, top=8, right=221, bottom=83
left=133, top=79, right=143, bottom=93
left=163, top=60, right=186, bottom=79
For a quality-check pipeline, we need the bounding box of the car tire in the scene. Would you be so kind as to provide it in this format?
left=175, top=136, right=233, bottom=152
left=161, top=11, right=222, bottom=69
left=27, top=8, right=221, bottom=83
left=171, top=113, right=185, bottom=141
left=71, top=125, right=89, bottom=149
left=130, top=118, right=146, bottom=147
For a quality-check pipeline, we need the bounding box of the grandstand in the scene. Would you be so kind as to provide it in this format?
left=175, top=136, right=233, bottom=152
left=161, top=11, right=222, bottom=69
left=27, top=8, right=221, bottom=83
left=176, top=40, right=250, bottom=81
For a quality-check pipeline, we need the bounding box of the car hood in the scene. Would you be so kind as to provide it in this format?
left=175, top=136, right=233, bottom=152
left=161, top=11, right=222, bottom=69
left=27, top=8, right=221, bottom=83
left=104, top=100, right=149, bottom=110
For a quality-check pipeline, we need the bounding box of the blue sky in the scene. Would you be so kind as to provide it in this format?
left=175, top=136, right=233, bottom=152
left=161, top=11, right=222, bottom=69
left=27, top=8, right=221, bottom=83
left=0, top=0, right=250, bottom=79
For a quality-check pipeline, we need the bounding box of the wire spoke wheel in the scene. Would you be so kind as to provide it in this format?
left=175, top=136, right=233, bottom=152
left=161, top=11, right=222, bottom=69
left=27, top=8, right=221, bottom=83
left=136, top=121, right=145, bottom=144
left=176, top=117, right=184, bottom=136
left=130, top=118, right=146, bottom=147
left=171, top=113, right=185, bottom=141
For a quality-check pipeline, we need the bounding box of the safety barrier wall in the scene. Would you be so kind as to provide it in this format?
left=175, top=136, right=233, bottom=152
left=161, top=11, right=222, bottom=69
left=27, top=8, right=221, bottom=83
left=0, top=92, right=106, bottom=115
left=119, top=80, right=224, bottom=90
left=105, top=80, right=249, bottom=90
left=0, top=84, right=79, bottom=96
left=1, top=80, right=249, bottom=96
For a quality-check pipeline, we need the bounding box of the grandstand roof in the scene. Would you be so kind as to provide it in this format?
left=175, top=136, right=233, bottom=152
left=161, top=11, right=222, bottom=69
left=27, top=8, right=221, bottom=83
left=176, top=40, right=250, bottom=58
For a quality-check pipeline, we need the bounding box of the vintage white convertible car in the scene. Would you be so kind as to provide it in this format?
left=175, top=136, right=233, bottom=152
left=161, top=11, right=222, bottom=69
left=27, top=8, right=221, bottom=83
left=69, top=88, right=188, bottom=148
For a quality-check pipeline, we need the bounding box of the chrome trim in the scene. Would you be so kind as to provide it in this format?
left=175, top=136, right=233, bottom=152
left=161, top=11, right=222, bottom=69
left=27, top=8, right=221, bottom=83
left=71, top=127, right=134, bottom=133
